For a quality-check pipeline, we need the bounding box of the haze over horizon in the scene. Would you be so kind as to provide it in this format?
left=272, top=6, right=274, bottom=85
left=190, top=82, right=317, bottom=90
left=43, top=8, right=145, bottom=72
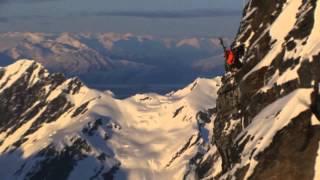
left=0, top=0, right=244, bottom=37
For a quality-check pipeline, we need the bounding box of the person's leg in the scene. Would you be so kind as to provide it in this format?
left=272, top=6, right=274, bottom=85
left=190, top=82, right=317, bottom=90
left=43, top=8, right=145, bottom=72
left=236, top=61, right=243, bottom=69
left=225, top=63, right=230, bottom=72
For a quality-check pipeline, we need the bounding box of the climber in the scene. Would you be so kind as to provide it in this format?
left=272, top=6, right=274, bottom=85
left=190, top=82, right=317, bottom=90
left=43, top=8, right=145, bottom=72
left=219, top=38, right=244, bottom=72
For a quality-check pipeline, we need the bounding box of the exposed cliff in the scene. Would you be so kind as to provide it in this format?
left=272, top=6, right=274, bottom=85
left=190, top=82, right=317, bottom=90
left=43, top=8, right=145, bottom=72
left=198, top=0, right=320, bottom=179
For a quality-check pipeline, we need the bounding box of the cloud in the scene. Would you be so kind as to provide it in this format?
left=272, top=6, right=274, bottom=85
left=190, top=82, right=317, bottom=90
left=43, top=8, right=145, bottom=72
left=0, top=17, right=8, bottom=23
left=0, top=0, right=59, bottom=4
left=80, top=9, right=242, bottom=19
left=0, top=14, right=52, bottom=24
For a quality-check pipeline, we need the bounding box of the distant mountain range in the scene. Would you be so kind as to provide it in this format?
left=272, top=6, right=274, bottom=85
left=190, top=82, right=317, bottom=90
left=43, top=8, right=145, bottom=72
left=0, top=32, right=229, bottom=97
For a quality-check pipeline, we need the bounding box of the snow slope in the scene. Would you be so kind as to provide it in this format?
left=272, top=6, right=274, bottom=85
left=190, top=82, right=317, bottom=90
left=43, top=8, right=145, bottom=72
left=0, top=60, right=221, bottom=180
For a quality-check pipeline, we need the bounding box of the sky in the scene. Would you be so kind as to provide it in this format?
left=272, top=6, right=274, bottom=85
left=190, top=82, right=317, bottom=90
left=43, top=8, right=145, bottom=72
left=0, top=0, right=244, bottom=37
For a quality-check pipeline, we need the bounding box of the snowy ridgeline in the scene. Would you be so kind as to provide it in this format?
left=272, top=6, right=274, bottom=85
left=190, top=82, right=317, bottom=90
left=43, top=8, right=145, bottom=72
left=0, top=60, right=222, bottom=180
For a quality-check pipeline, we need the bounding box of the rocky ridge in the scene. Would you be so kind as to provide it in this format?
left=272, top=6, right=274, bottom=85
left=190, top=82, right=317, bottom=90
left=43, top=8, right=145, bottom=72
left=197, top=0, right=320, bottom=179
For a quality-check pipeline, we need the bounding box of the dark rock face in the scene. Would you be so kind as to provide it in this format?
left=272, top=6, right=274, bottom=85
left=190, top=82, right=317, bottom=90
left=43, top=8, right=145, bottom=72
left=0, top=63, right=67, bottom=137
left=249, top=110, right=319, bottom=180
left=25, top=138, right=91, bottom=180
left=0, top=61, right=120, bottom=179
left=0, top=61, right=85, bottom=154
left=214, top=75, right=243, bottom=172
left=198, top=0, right=320, bottom=179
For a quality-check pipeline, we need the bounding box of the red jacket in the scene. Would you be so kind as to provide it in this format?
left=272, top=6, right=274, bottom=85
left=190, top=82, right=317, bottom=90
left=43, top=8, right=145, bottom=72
left=225, top=50, right=235, bottom=65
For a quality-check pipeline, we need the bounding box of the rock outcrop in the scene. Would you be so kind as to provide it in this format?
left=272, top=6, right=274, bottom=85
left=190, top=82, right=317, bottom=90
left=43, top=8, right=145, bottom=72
left=197, top=0, right=320, bottom=179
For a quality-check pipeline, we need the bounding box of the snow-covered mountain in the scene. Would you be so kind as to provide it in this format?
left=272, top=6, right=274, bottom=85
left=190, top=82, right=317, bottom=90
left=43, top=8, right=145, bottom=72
left=0, top=60, right=221, bottom=180
left=0, top=32, right=227, bottom=74
left=196, top=0, right=320, bottom=179
left=0, top=32, right=226, bottom=97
